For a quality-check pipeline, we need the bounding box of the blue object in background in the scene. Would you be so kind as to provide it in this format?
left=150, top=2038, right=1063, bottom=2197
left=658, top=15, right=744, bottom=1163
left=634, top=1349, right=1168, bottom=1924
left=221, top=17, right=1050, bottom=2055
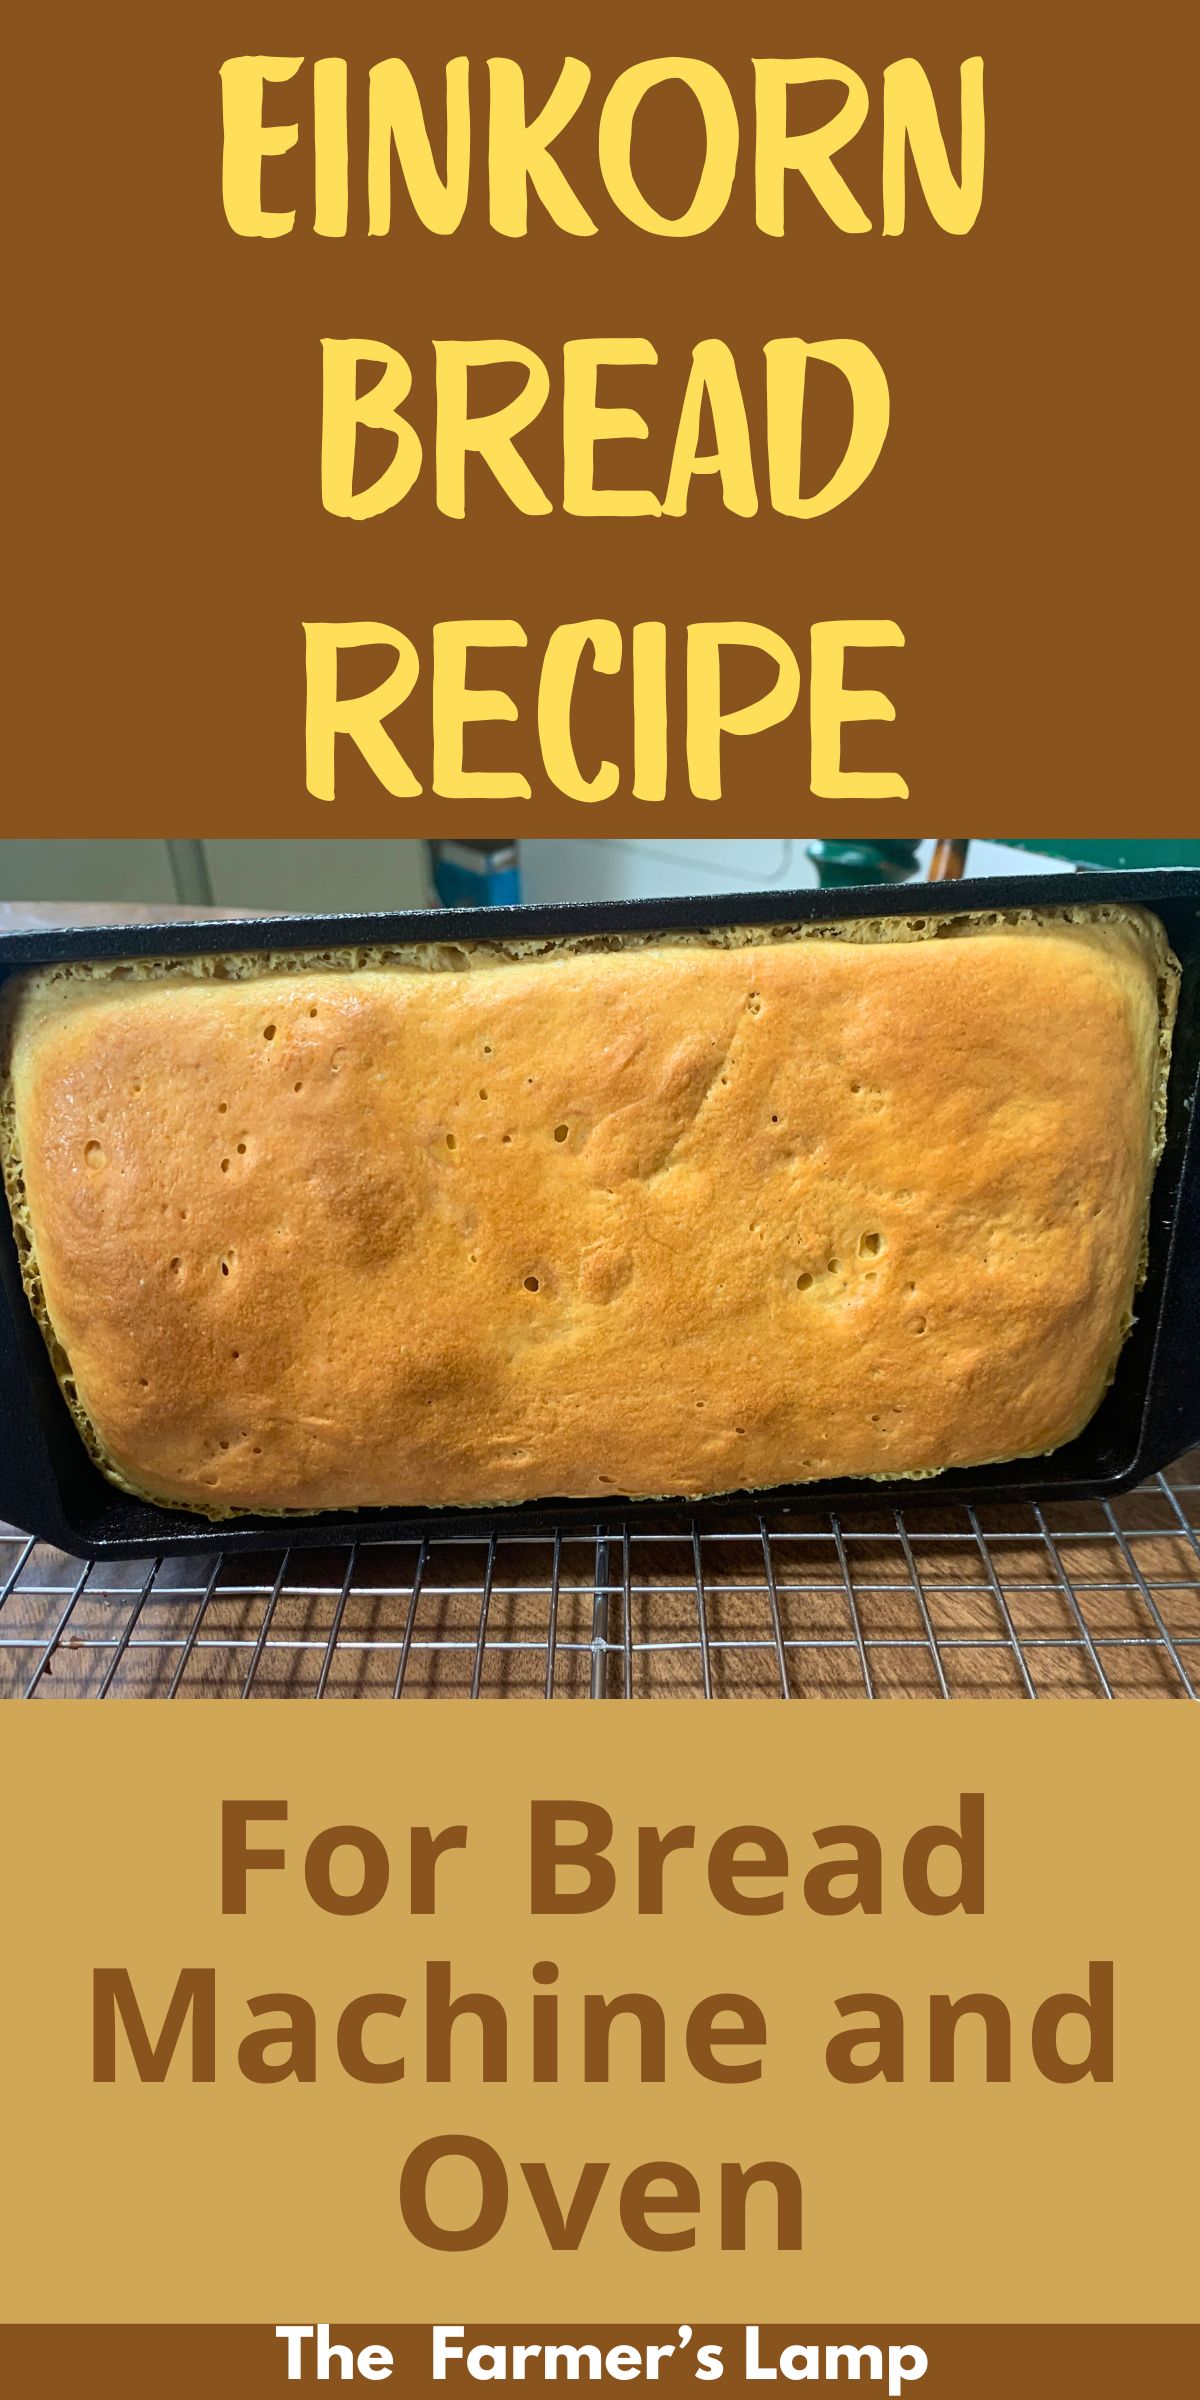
left=428, top=840, right=521, bottom=907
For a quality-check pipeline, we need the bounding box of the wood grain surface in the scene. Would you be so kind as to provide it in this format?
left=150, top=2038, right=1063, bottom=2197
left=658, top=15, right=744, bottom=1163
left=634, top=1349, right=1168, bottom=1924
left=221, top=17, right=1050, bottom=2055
left=3, top=1452, right=1197, bottom=1701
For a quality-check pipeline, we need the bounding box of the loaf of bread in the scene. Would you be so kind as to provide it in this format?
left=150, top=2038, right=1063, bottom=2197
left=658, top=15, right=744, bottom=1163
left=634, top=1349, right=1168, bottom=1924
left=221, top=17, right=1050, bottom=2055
left=0, top=908, right=1176, bottom=1517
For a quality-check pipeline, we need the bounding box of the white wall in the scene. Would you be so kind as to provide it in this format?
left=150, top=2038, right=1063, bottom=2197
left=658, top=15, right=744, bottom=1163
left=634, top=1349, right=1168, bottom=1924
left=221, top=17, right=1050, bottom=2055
left=518, top=837, right=1072, bottom=902
left=0, top=840, right=432, bottom=912
left=0, top=840, right=180, bottom=903
left=203, top=841, right=431, bottom=912
left=0, top=836, right=1073, bottom=914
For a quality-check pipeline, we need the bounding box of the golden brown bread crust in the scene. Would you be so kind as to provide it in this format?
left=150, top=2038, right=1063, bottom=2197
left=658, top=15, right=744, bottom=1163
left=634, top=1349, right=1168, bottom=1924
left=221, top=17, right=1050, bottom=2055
left=0, top=908, right=1176, bottom=1517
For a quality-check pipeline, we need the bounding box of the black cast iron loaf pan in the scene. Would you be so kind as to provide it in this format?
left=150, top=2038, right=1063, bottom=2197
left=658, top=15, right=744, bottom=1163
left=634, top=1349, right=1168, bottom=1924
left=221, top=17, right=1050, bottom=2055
left=1, top=870, right=1197, bottom=1561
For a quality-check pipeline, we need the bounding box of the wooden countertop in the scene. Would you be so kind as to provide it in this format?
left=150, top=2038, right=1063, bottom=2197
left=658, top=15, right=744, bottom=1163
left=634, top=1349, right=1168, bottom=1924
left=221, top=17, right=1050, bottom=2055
left=2, top=1451, right=1197, bottom=1701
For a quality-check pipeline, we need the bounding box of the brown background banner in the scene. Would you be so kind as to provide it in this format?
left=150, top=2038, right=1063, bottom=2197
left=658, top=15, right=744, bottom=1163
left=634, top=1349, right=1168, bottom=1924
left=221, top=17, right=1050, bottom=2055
left=1, top=2326, right=1197, bottom=2399
left=5, top=3, right=1196, bottom=837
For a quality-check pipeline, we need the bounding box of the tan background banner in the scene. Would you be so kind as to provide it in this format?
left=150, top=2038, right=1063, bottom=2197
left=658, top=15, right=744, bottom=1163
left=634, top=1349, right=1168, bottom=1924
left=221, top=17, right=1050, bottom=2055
left=1, top=1704, right=1194, bottom=2324
left=6, top=2, right=1196, bottom=837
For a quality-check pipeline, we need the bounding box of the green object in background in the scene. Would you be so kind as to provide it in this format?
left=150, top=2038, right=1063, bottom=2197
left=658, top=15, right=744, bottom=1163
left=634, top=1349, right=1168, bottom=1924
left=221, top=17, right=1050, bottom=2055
left=807, top=837, right=1200, bottom=886
left=807, top=839, right=923, bottom=886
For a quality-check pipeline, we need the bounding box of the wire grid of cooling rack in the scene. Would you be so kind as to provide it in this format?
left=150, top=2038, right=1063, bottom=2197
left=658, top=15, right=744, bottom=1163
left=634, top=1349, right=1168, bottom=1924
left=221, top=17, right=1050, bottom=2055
left=1, top=1449, right=1197, bottom=1702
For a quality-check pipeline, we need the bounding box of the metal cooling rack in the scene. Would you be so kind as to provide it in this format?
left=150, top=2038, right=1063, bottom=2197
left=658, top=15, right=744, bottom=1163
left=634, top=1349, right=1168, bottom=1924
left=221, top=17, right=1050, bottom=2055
left=2, top=1448, right=1197, bottom=1701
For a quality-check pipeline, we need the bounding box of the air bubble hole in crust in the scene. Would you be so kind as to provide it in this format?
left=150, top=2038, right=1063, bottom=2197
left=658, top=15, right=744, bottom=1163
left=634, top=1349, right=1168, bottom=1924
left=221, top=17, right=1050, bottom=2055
left=858, top=1230, right=883, bottom=1257
left=218, top=1102, right=228, bottom=1115
left=554, top=1123, right=569, bottom=1143
left=910, top=1315, right=928, bottom=1335
left=221, top=1158, right=230, bottom=1173
left=84, top=1140, right=105, bottom=1169
left=827, top=1258, right=840, bottom=1274
left=445, top=1132, right=457, bottom=1151
left=524, top=1274, right=540, bottom=1292
left=263, top=1023, right=276, bottom=1041
left=796, top=1272, right=813, bottom=1291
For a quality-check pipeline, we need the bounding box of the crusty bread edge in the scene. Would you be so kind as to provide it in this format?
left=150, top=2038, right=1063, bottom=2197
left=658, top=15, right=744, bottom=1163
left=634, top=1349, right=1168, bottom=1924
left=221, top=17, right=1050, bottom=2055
left=0, top=903, right=1180, bottom=1522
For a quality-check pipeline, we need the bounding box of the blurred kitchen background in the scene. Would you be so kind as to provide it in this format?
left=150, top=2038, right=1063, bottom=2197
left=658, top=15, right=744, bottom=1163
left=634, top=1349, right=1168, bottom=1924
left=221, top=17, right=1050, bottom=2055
left=1, top=836, right=1196, bottom=919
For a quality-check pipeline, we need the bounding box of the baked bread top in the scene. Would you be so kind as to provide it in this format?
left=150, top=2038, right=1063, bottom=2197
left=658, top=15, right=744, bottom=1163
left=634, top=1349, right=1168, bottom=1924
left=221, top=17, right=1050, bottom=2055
left=0, top=907, right=1176, bottom=1516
